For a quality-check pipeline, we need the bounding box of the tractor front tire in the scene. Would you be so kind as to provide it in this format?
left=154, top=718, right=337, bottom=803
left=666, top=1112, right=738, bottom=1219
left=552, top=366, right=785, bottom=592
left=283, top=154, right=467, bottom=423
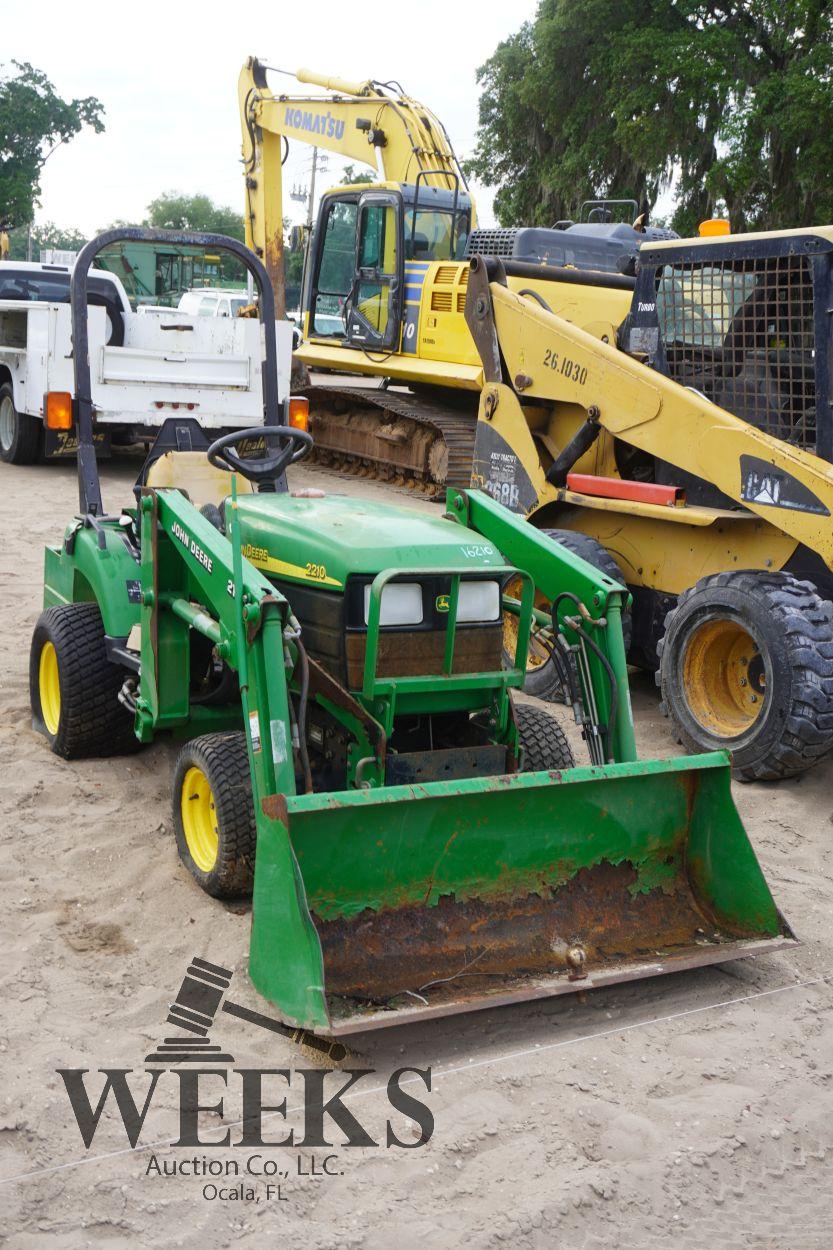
left=30, top=603, right=137, bottom=758
left=515, top=702, right=575, bottom=771
left=173, top=733, right=256, bottom=897
left=0, top=381, right=40, bottom=465
left=657, top=570, right=833, bottom=781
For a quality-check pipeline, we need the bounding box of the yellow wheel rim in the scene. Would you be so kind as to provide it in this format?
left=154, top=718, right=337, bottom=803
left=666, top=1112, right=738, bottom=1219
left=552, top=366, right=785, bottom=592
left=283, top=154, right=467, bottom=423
left=682, top=616, right=767, bottom=738
left=39, top=641, right=61, bottom=736
left=180, top=766, right=219, bottom=873
left=503, top=575, right=551, bottom=673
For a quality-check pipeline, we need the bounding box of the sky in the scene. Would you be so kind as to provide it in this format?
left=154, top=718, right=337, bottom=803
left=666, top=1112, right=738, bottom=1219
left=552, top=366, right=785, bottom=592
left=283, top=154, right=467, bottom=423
left=8, top=0, right=540, bottom=236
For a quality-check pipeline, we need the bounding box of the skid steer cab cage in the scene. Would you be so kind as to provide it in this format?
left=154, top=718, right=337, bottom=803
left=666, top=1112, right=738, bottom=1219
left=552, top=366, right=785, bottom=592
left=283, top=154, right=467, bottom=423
left=67, top=227, right=283, bottom=518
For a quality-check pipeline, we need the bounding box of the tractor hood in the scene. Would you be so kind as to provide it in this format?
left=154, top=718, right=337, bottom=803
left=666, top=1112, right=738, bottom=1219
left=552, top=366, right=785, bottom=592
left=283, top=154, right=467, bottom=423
left=235, top=493, right=507, bottom=590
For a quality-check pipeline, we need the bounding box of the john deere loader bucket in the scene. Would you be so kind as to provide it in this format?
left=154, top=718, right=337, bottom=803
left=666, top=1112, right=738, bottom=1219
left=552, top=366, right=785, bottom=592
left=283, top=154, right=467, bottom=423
left=249, top=752, right=795, bottom=1035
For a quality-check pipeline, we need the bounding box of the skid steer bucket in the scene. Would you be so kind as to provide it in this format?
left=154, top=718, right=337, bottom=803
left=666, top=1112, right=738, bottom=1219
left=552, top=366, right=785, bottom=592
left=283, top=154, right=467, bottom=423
left=249, top=752, right=795, bottom=1035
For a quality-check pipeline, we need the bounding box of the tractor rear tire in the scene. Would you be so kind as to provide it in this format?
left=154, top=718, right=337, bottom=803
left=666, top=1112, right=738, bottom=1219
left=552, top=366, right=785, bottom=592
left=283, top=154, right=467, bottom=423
left=508, top=528, right=631, bottom=703
left=657, top=570, right=833, bottom=781
left=173, top=732, right=256, bottom=897
left=515, top=702, right=575, bottom=771
left=0, top=381, right=40, bottom=465
left=29, top=603, right=137, bottom=758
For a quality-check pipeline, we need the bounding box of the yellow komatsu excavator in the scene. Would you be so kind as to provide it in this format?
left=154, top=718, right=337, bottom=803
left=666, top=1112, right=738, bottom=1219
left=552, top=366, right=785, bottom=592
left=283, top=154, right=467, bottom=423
left=240, top=60, right=833, bottom=782
left=238, top=59, right=662, bottom=493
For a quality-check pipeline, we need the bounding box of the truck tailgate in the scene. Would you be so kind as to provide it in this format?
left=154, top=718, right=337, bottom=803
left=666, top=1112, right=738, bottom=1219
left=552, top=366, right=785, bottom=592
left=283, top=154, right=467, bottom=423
left=99, top=345, right=250, bottom=389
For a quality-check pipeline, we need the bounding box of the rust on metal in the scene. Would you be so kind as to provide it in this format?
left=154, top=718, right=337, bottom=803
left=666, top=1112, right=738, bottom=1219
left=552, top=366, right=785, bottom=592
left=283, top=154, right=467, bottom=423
left=345, top=625, right=502, bottom=688
left=306, top=653, right=387, bottom=766
left=261, top=793, right=289, bottom=823
left=302, top=385, right=477, bottom=495
left=463, top=257, right=503, bottom=384
left=246, top=592, right=283, bottom=645
left=312, top=860, right=766, bottom=1005
left=319, top=933, right=797, bottom=1036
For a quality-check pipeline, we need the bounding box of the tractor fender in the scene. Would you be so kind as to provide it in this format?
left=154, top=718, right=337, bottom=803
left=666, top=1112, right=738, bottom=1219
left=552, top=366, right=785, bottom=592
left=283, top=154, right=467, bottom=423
left=44, top=525, right=140, bottom=639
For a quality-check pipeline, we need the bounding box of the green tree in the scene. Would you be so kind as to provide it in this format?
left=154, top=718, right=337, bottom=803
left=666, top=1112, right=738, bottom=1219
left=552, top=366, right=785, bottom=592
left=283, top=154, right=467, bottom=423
left=6, top=220, right=87, bottom=260
left=340, top=163, right=374, bottom=185
left=468, top=1, right=833, bottom=233
left=145, top=191, right=245, bottom=240
left=0, top=61, right=104, bottom=229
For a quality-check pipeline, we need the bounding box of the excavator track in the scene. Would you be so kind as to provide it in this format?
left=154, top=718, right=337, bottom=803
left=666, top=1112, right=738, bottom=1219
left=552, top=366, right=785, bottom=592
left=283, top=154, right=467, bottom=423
left=301, top=385, right=477, bottom=498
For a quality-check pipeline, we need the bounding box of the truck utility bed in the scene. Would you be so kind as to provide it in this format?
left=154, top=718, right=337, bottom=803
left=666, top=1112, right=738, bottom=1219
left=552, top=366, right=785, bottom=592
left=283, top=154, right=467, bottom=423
left=0, top=274, right=293, bottom=457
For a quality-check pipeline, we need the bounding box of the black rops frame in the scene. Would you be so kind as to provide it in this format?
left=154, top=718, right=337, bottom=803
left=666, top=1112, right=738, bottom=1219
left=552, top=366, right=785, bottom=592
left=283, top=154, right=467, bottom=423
left=70, top=227, right=283, bottom=517
left=632, top=232, right=833, bottom=465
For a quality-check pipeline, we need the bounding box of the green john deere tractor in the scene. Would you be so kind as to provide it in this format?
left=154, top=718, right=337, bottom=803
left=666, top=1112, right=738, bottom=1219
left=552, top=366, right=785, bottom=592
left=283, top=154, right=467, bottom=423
left=29, top=229, right=794, bottom=1037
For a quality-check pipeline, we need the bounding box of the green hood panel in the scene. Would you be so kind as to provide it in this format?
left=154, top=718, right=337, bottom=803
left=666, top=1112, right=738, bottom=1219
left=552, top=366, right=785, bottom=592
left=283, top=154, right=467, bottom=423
left=235, top=493, right=507, bottom=588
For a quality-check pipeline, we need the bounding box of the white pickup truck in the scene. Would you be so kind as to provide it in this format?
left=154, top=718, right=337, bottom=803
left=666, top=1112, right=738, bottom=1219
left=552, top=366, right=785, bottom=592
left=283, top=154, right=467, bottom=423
left=0, top=261, right=294, bottom=465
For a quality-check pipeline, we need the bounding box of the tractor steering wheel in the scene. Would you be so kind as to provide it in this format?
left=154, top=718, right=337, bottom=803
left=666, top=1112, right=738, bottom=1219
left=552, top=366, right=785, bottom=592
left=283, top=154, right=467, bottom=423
left=207, top=425, right=313, bottom=483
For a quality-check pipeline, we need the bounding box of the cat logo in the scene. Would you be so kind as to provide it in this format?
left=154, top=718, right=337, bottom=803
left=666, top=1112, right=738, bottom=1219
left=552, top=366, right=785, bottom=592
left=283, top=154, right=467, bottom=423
left=435, top=594, right=450, bottom=613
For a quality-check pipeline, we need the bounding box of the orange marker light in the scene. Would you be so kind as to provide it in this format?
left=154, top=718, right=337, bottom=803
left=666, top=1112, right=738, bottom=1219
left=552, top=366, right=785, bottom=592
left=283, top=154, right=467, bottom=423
left=699, top=218, right=731, bottom=237
left=288, top=397, right=309, bottom=431
left=44, top=391, right=73, bottom=430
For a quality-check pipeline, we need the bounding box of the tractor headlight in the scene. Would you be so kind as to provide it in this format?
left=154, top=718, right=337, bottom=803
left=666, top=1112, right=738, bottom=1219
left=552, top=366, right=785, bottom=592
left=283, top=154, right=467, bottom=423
left=364, top=582, right=424, bottom=626
left=457, top=580, right=501, bottom=623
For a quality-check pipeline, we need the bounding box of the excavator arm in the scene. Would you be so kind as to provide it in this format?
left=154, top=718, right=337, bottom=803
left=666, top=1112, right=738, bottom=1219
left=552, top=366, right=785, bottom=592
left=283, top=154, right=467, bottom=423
left=238, top=58, right=468, bottom=310
left=465, top=257, right=833, bottom=569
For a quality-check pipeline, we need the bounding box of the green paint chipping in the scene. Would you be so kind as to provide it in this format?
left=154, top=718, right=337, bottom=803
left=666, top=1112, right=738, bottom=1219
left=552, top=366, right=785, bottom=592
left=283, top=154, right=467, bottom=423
left=628, top=854, right=682, bottom=896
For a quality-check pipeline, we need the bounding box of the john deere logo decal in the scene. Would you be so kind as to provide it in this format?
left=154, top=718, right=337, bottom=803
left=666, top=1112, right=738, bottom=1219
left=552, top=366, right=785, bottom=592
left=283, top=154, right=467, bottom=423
left=435, top=594, right=450, bottom=613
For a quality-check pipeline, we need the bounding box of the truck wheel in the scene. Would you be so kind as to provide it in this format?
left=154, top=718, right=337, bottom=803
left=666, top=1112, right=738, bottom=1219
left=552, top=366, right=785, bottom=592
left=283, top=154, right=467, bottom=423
left=515, top=702, right=575, bottom=770
left=0, top=381, right=40, bottom=465
left=657, top=570, right=833, bottom=781
left=504, top=528, right=631, bottom=703
left=29, top=603, right=138, bottom=758
left=173, top=733, right=256, bottom=897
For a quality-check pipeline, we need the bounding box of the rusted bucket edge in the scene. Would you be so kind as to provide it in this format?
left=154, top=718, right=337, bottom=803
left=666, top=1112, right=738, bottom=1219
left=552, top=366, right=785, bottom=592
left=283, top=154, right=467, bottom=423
left=314, top=932, right=799, bottom=1036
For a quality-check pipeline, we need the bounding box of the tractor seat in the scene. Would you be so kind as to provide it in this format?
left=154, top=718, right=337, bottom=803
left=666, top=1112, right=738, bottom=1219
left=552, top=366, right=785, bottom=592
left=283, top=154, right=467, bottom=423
left=144, top=451, right=255, bottom=510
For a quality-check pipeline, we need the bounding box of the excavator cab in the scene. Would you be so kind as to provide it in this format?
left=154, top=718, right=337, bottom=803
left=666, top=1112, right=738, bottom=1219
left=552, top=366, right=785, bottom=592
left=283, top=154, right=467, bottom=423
left=306, top=182, right=472, bottom=352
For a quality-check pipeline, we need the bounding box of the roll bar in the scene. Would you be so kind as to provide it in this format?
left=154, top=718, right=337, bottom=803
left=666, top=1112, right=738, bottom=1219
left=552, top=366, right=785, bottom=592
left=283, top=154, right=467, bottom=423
left=70, top=227, right=281, bottom=517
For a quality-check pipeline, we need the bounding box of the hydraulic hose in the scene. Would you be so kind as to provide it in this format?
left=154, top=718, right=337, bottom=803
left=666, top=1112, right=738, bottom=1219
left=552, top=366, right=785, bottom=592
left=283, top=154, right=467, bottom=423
left=552, top=591, right=619, bottom=761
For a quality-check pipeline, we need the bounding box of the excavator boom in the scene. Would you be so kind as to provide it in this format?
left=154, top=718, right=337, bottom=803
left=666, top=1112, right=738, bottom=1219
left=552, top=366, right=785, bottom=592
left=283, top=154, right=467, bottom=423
left=238, top=57, right=468, bottom=305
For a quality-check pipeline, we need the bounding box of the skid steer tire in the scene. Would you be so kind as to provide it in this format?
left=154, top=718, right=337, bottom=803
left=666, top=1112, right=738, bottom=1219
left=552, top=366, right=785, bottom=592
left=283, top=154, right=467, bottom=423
left=508, top=528, right=631, bottom=704
left=657, top=570, right=833, bottom=781
left=515, top=702, right=575, bottom=771
left=0, top=381, right=40, bottom=465
left=173, top=733, right=256, bottom=897
left=199, top=502, right=225, bottom=533
left=29, top=603, right=138, bottom=758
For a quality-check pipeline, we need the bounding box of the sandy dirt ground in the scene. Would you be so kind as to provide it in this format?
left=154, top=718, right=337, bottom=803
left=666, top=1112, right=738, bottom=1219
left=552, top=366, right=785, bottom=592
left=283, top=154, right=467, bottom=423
left=1, top=449, right=832, bottom=1250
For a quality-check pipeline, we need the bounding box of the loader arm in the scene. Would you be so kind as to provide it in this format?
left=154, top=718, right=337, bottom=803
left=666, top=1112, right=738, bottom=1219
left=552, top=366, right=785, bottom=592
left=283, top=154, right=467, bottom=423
left=446, top=487, right=636, bottom=763
left=239, top=58, right=468, bottom=307
left=467, top=261, right=833, bottom=568
left=137, top=484, right=332, bottom=1024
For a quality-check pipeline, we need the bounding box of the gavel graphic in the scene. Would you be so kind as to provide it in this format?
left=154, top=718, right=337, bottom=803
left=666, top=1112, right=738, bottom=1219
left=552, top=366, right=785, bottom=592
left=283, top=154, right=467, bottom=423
left=145, top=956, right=349, bottom=1066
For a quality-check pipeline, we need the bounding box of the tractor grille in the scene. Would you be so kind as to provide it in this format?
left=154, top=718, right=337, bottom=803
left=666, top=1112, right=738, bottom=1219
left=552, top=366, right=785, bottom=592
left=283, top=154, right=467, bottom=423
left=656, top=255, right=817, bottom=451
left=345, top=626, right=503, bottom=690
